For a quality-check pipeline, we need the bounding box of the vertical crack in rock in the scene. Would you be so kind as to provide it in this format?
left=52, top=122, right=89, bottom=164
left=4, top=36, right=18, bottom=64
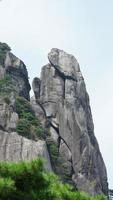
left=35, top=99, right=47, bottom=118
left=64, top=78, right=65, bottom=99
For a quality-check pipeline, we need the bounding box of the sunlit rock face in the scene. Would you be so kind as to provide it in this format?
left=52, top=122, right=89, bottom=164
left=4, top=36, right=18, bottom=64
left=0, top=131, right=52, bottom=171
left=32, top=48, right=108, bottom=196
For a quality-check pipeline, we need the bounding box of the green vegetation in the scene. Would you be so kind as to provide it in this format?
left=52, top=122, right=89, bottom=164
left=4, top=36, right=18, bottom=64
left=0, top=75, right=15, bottom=105
left=0, top=42, right=11, bottom=65
left=16, top=96, right=44, bottom=140
left=0, top=158, right=106, bottom=200
left=46, top=137, right=59, bottom=167
left=47, top=138, right=72, bottom=183
left=16, top=119, right=31, bottom=138
left=0, top=75, right=12, bottom=94
left=3, top=96, right=11, bottom=104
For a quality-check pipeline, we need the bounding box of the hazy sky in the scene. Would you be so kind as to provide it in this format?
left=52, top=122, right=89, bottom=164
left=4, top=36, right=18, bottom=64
left=0, top=0, right=113, bottom=188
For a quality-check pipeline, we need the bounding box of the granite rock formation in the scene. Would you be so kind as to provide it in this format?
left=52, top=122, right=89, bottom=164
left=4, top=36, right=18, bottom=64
left=0, top=43, right=108, bottom=196
left=0, top=43, right=52, bottom=171
left=32, top=48, right=108, bottom=195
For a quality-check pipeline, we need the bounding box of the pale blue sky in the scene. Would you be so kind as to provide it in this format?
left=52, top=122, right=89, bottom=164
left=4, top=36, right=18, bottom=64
left=0, top=0, right=113, bottom=188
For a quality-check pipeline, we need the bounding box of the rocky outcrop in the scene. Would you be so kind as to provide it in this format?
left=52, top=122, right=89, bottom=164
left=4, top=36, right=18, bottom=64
left=0, top=96, right=51, bottom=171
left=5, top=52, right=31, bottom=100
left=0, top=43, right=30, bottom=100
left=0, top=43, right=108, bottom=196
left=0, top=131, right=51, bottom=171
left=32, top=48, right=108, bottom=196
left=0, top=43, right=52, bottom=172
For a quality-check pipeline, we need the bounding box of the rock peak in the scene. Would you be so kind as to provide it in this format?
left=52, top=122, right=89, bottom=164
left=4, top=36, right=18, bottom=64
left=48, top=48, right=80, bottom=80
left=0, top=44, right=108, bottom=196
left=32, top=48, right=108, bottom=196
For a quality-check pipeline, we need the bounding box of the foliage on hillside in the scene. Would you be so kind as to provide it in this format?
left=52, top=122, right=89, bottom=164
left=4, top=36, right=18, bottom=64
left=16, top=96, right=44, bottom=140
left=0, top=75, right=16, bottom=104
left=0, top=75, right=12, bottom=94
left=0, top=158, right=106, bottom=200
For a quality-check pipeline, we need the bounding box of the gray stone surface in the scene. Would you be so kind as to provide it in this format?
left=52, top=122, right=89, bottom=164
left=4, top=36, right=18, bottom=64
left=5, top=52, right=31, bottom=100
left=32, top=77, right=41, bottom=99
left=0, top=94, right=52, bottom=172
left=48, top=48, right=80, bottom=79
left=0, top=64, right=5, bottom=79
left=0, top=48, right=52, bottom=173
left=0, top=131, right=52, bottom=171
left=0, top=45, right=108, bottom=195
left=32, top=48, right=108, bottom=196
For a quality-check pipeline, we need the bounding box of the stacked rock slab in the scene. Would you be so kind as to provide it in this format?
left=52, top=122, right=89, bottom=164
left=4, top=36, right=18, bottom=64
left=0, top=44, right=52, bottom=171
left=32, top=48, right=108, bottom=195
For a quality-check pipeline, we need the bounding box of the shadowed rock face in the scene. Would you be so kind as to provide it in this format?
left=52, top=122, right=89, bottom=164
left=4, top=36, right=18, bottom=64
left=4, top=52, right=31, bottom=100
left=32, top=48, right=108, bottom=196
left=0, top=43, right=30, bottom=100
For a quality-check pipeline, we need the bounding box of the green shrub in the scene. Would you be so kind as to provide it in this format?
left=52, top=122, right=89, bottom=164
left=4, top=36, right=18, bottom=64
left=21, top=112, right=35, bottom=122
left=46, top=137, right=59, bottom=166
left=16, top=119, right=31, bottom=138
left=0, top=42, right=11, bottom=52
left=0, top=42, right=11, bottom=65
left=15, top=96, right=33, bottom=118
left=3, top=96, right=11, bottom=104
left=16, top=96, right=44, bottom=140
left=0, top=75, right=11, bottom=87
left=0, top=159, right=106, bottom=200
left=0, top=177, right=16, bottom=199
left=0, top=75, right=13, bottom=95
left=33, top=126, right=45, bottom=139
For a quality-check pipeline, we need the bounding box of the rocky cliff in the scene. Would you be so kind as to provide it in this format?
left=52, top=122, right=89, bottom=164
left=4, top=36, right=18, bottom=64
left=0, top=42, right=52, bottom=171
left=0, top=43, right=108, bottom=196
left=32, top=48, right=108, bottom=196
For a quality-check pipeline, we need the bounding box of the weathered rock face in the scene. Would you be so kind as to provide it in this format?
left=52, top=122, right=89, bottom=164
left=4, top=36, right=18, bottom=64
left=0, top=43, right=30, bottom=100
left=5, top=52, right=31, bottom=100
left=0, top=43, right=52, bottom=172
left=0, top=131, right=51, bottom=171
left=0, top=43, right=108, bottom=196
left=32, top=48, right=108, bottom=195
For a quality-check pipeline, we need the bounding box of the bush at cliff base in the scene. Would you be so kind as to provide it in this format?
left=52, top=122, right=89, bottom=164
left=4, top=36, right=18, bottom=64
left=0, top=159, right=106, bottom=200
